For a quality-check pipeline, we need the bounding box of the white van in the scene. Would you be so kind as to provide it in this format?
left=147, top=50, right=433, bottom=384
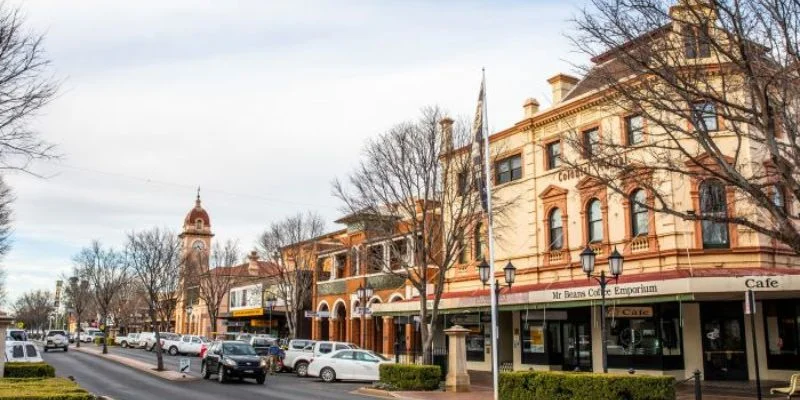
left=5, top=341, right=43, bottom=362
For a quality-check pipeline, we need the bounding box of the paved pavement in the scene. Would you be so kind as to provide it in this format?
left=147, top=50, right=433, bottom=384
left=41, top=344, right=370, bottom=400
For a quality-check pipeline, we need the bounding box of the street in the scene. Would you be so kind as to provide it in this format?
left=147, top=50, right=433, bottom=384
left=41, top=345, right=370, bottom=400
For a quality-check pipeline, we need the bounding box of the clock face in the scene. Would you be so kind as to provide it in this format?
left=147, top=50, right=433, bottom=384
left=192, top=240, right=205, bottom=251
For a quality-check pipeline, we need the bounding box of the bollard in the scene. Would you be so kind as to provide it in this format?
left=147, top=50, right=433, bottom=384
left=693, top=369, right=702, bottom=400
left=394, top=341, right=399, bottom=364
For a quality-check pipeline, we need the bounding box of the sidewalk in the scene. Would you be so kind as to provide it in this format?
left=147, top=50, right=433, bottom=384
left=71, top=345, right=199, bottom=382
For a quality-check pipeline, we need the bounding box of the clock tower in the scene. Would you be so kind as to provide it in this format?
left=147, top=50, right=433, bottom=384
left=179, top=190, right=213, bottom=252
left=176, top=190, right=213, bottom=334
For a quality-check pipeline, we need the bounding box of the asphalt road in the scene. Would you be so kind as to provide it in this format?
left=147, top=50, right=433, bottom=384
left=41, top=345, right=370, bottom=400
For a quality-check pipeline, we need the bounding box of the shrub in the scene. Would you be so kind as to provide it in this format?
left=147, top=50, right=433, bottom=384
left=379, top=364, right=441, bottom=391
left=0, top=378, right=92, bottom=399
left=3, top=362, right=55, bottom=378
left=499, top=371, right=675, bottom=400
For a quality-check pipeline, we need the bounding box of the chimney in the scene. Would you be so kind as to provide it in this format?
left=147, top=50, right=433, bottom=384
left=523, top=98, right=540, bottom=118
left=439, top=117, right=454, bottom=153
left=547, top=74, right=580, bottom=104
left=248, top=250, right=259, bottom=274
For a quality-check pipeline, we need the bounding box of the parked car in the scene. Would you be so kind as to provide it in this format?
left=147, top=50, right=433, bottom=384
left=5, top=341, right=43, bottom=363
left=165, top=334, right=209, bottom=356
left=282, top=339, right=315, bottom=372
left=80, top=329, right=102, bottom=343
left=248, top=337, right=276, bottom=355
left=6, top=329, right=27, bottom=342
left=234, top=333, right=253, bottom=342
left=308, top=349, right=393, bottom=383
left=67, top=332, right=75, bottom=343
left=139, top=332, right=175, bottom=351
left=158, top=333, right=182, bottom=354
left=289, top=340, right=358, bottom=377
left=44, top=330, right=69, bottom=352
left=201, top=340, right=267, bottom=384
left=115, top=332, right=140, bottom=348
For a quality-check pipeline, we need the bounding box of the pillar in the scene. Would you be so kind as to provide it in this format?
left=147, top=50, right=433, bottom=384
left=444, top=325, right=471, bottom=392
left=681, top=303, right=703, bottom=379
left=364, top=317, right=374, bottom=350
left=0, top=314, right=14, bottom=377
left=383, top=317, right=394, bottom=357
left=591, top=305, right=603, bottom=373
left=405, top=322, right=414, bottom=354
left=330, top=318, right=340, bottom=342
left=312, top=318, right=322, bottom=341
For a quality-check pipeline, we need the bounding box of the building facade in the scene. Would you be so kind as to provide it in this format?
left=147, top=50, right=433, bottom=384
left=374, top=1, right=800, bottom=382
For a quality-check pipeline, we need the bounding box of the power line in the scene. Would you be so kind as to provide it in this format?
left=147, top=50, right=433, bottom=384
left=46, top=161, right=339, bottom=210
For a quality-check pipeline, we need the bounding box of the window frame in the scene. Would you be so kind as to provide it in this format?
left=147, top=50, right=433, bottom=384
left=699, top=179, right=730, bottom=249
left=545, top=140, right=562, bottom=170
left=630, top=189, right=649, bottom=236
left=586, top=198, right=604, bottom=243
left=494, top=154, right=522, bottom=185
left=582, top=127, right=600, bottom=158
left=474, top=222, right=484, bottom=261
left=692, top=100, right=718, bottom=132
left=624, top=114, right=645, bottom=145
left=548, top=208, right=564, bottom=250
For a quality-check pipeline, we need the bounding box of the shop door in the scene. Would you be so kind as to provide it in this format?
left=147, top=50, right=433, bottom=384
left=701, top=302, right=748, bottom=381
left=563, top=322, right=592, bottom=371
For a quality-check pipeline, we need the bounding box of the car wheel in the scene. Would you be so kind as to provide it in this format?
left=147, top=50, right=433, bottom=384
left=64, top=346, right=68, bottom=352
left=121, top=342, right=128, bottom=348
left=295, top=361, right=309, bottom=377
left=256, top=374, right=266, bottom=385
left=201, top=362, right=210, bottom=379
left=218, top=366, right=227, bottom=384
left=320, top=367, right=336, bottom=383
left=43, top=348, right=48, bottom=353
left=169, top=346, right=178, bottom=356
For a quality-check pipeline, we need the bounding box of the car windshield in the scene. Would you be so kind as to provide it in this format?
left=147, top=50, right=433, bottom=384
left=8, top=331, right=25, bottom=341
left=223, top=343, right=256, bottom=356
left=368, top=351, right=390, bottom=361
left=47, top=331, right=64, bottom=336
left=199, top=336, right=210, bottom=342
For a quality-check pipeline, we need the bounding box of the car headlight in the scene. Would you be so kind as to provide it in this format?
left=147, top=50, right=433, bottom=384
left=260, top=358, right=267, bottom=367
left=223, top=358, right=237, bottom=367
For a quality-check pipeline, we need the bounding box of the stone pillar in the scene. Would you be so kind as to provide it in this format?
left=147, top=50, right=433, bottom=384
left=312, top=318, right=322, bottom=341
left=444, top=325, right=471, bottom=392
left=0, top=313, right=14, bottom=377
left=383, top=317, right=394, bottom=357
left=364, top=317, right=374, bottom=350
left=405, top=322, right=414, bottom=356
left=330, top=318, right=340, bottom=342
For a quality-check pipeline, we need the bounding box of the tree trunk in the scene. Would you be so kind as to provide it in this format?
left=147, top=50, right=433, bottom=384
left=101, top=313, right=108, bottom=354
left=75, top=313, right=82, bottom=348
left=150, top=308, right=164, bottom=371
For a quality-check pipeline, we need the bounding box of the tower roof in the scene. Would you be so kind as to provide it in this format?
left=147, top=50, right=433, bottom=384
left=184, top=189, right=211, bottom=228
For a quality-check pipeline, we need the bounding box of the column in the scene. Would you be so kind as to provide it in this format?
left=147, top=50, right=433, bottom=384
left=681, top=303, right=703, bottom=379
left=312, top=318, right=321, bottom=341
left=364, top=317, right=374, bottom=350
left=330, top=318, right=340, bottom=342
left=405, top=322, right=414, bottom=355
left=591, top=305, right=603, bottom=373
left=383, top=317, right=395, bottom=357
left=0, top=314, right=14, bottom=377
left=444, top=325, right=471, bottom=392
left=348, top=318, right=357, bottom=344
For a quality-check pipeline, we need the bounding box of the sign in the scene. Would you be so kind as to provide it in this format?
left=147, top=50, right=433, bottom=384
left=179, top=358, right=191, bottom=373
left=356, top=307, right=372, bottom=316
left=317, top=311, right=330, bottom=318
left=608, top=306, right=653, bottom=318
left=15, top=322, right=23, bottom=329
left=745, top=278, right=779, bottom=289
left=521, top=311, right=568, bottom=321
left=305, top=311, right=317, bottom=318
left=227, top=321, right=245, bottom=327
left=251, top=319, right=277, bottom=327
left=229, top=283, right=264, bottom=311
left=232, top=308, right=264, bottom=317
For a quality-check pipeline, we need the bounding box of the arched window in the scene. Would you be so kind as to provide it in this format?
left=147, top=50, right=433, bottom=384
left=195, top=219, right=203, bottom=229
left=549, top=208, right=563, bottom=250
left=457, top=235, right=467, bottom=264
left=587, top=199, right=603, bottom=243
left=700, top=179, right=729, bottom=248
left=772, top=184, right=787, bottom=213
left=630, top=189, right=649, bottom=236
left=474, top=222, right=484, bottom=260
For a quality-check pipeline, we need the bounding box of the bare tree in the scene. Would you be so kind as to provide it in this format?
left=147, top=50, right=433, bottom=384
left=125, top=227, right=182, bottom=371
left=185, top=239, right=240, bottom=337
left=333, top=106, right=499, bottom=363
left=259, top=212, right=325, bottom=340
left=110, top=277, right=145, bottom=336
left=63, top=267, right=92, bottom=347
left=76, top=241, right=128, bottom=354
left=12, top=289, right=53, bottom=335
left=559, top=0, right=800, bottom=253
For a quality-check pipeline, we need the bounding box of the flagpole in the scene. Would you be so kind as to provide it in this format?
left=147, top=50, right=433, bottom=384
left=480, top=67, right=500, bottom=400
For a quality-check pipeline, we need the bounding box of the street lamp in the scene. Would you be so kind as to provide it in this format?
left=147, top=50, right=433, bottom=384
left=477, top=258, right=517, bottom=292
left=185, top=305, right=193, bottom=335
left=356, top=281, right=374, bottom=349
left=581, top=246, right=624, bottom=373
left=265, top=294, right=277, bottom=336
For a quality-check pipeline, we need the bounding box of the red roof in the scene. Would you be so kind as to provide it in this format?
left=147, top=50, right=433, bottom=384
left=184, top=199, right=211, bottom=227
left=211, top=261, right=281, bottom=278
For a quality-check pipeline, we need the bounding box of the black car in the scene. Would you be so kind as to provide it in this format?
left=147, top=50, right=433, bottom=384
left=201, top=341, right=266, bottom=384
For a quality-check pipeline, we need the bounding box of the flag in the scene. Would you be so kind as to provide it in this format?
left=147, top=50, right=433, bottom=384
left=471, top=75, right=489, bottom=212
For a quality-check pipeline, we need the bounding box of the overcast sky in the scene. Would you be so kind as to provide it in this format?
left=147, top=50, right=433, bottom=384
left=3, top=0, right=584, bottom=303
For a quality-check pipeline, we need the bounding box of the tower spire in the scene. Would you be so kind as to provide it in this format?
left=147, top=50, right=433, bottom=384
left=195, top=186, right=201, bottom=207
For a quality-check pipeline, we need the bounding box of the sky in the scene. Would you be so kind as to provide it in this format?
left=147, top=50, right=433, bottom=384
left=2, top=0, right=585, bottom=303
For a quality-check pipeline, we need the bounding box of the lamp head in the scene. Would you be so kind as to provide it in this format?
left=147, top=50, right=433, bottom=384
left=608, top=247, right=624, bottom=277
left=477, top=258, right=490, bottom=285
left=503, top=261, right=516, bottom=287
left=580, top=246, right=596, bottom=276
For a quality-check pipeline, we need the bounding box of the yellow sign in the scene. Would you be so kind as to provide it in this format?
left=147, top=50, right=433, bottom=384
left=15, top=322, right=23, bottom=329
left=232, top=308, right=264, bottom=317
left=608, top=306, right=653, bottom=318
left=251, top=319, right=277, bottom=327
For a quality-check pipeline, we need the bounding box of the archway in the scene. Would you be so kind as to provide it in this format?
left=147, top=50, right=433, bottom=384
left=352, top=300, right=362, bottom=347
left=333, top=300, right=347, bottom=342
left=369, top=297, right=384, bottom=354
left=318, top=303, right=330, bottom=341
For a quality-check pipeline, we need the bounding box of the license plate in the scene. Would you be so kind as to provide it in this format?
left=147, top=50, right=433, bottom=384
left=244, top=370, right=253, bottom=373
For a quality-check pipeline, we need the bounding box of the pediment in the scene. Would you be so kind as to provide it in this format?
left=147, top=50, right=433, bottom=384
left=575, top=176, right=604, bottom=191
left=539, top=184, right=568, bottom=199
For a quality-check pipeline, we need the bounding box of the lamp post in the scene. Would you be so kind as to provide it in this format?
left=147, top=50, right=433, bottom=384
left=185, top=305, right=193, bottom=335
left=356, top=282, right=374, bottom=349
left=580, top=246, right=624, bottom=374
left=477, top=258, right=516, bottom=378
left=265, top=294, right=277, bottom=336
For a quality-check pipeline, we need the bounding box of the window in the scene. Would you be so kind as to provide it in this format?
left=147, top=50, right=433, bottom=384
left=625, top=114, right=644, bottom=145
left=333, top=350, right=354, bottom=359
left=587, top=199, right=603, bottom=243
left=495, top=154, right=522, bottom=184
left=582, top=128, right=600, bottom=157
left=318, top=343, right=333, bottom=354
left=368, top=245, right=384, bottom=273
left=11, top=345, right=23, bottom=359
left=390, top=239, right=408, bottom=270
left=764, top=300, right=800, bottom=369
left=457, top=235, right=467, bottom=264
left=316, top=258, right=330, bottom=281
left=548, top=208, right=564, bottom=250
left=546, top=141, right=562, bottom=169
left=630, top=190, right=649, bottom=236
left=692, top=101, right=718, bottom=132
left=684, top=24, right=711, bottom=59
left=457, top=171, right=469, bottom=196
left=195, top=219, right=203, bottom=229
left=606, top=303, right=683, bottom=370
left=772, top=185, right=787, bottom=213
left=699, top=179, right=729, bottom=248
left=335, top=253, right=347, bottom=278
left=474, top=222, right=485, bottom=260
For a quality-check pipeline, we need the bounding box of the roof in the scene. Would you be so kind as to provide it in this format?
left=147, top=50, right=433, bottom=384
left=184, top=196, right=210, bottom=227
left=210, top=261, right=281, bottom=278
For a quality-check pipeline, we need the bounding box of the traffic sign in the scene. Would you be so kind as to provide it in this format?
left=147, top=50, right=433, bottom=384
left=179, top=358, right=191, bottom=373
left=357, top=307, right=372, bottom=316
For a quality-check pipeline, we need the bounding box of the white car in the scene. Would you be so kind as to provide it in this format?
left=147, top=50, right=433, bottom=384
left=6, top=329, right=27, bottom=342
left=307, top=349, right=393, bottom=383
left=80, top=329, right=102, bottom=343
left=290, top=340, right=359, bottom=377
left=5, top=341, right=43, bottom=362
left=158, top=333, right=182, bottom=355
left=115, top=333, right=140, bottom=348
left=165, top=334, right=209, bottom=356
left=44, top=330, right=68, bottom=352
